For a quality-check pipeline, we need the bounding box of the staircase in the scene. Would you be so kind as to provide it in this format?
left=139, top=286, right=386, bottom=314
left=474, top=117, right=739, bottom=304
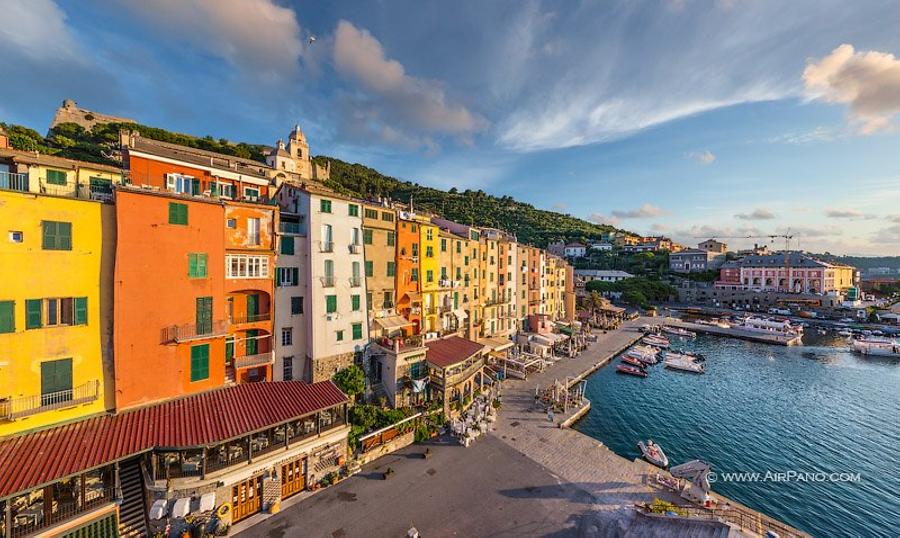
left=118, top=459, right=149, bottom=537
left=225, top=366, right=236, bottom=385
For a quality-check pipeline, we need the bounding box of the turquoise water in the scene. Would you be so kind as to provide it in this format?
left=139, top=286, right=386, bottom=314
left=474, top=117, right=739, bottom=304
left=575, top=333, right=900, bottom=537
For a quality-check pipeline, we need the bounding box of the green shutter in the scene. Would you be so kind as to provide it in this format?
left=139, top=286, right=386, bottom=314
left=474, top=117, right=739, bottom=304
left=291, top=296, right=302, bottom=315
left=247, top=294, right=259, bottom=317
left=169, top=202, right=188, bottom=225
left=196, top=297, right=212, bottom=335
left=351, top=295, right=360, bottom=311
left=46, top=169, right=67, bottom=185
left=365, top=261, right=373, bottom=277
left=281, top=236, right=295, bottom=255
left=349, top=204, right=359, bottom=216
left=74, top=297, right=87, bottom=325
left=188, top=253, right=198, bottom=277
left=292, top=267, right=299, bottom=285
left=0, top=301, right=14, bottom=333
left=41, top=358, right=73, bottom=396
left=197, top=254, right=207, bottom=277
left=326, top=295, right=337, bottom=313
left=336, top=330, right=344, bottom=342
left=225, top=337, right=234, bottom=361
left=352, top=323, right=363, bottom=340
left=42, top=221, right=72, bottom=250
left=320, top=199, right=331, bottom=213
left=26, top=299, right=43, bottom=329
left=58, top=222, right=72, bottom=250
left=363, top=229, right=373, bottom=245
left=246, top=329, right=259, bottom=355
left=387, top=262, right=395, bottom=277
left=190, top=344, right=210, bottom=381
left=387, top=231, right=395, bottom=246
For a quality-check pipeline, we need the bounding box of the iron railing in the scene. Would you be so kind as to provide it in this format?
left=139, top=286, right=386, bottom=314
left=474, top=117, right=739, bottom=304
left=229, top=311, right=271, bottom=324
left=161, top=320, right=228, bottom=343
left=349, top=244, right=362, bottom=254
left=279, top=221, right=304, bottom=234
left=234, top=351, right=274, bottom=369
left=349, top=277, right=362, bottom=287
left=320, top=276, right=335, bottom=287
left=7, top=486, right=115, bottom=538
left=0, top=171, right=29, bottom=192
left=1, top=380, right=100, bottom=421
left=320, top=241, right=334, bottom=253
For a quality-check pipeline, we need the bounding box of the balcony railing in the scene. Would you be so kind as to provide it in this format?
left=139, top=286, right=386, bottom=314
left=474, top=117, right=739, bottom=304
left=1, top=380, right=100, bottom=421
left=349, top=244, right=362, bottom=254
left=320, top=241, right=334, bottom=253
left=234, top=351, right=275, bottom=369
left=7, top=485, right=116, bottom=538
left=349, top=276, right=362, bottom=287
left=229, top=311, right=271, bottom=324
left=279, top=221, right=304, bottom=234
left=321, top=276, right=335, bottom=287
left=0, top=171, right=30, bottom=192
left=161, top=320, right=228, bottom=343
left=374, top=335, right=426, bottom=353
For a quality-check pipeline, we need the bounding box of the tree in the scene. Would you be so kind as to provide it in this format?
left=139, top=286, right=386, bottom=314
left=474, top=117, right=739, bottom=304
left=332, top=364, right=365, bottom=399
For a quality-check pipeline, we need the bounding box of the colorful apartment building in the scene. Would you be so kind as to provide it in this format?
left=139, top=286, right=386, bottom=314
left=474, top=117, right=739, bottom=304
left=0, top=188, right=113, bottom=436
left=396, top=213, right=423, bottom=333
left=0, top=148, right=123, bottom=201
left=418, top=218, right=441, bottom=333
left=273, top=186, right=308, bottom=381
left=436, top=227, right=466, bottom=334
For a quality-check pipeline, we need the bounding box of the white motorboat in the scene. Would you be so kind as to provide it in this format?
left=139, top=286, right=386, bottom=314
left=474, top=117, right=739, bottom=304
left=642, top=335, right=670, bottom=349
left=851, top=337, right=900, bottom=359
left=664, top=357, right=704, bottom=373
left=662, top=326, right=696, bottom=338
left=637, top=440, right=669, bottom=468
left=734, top=317, right=803, bottom=336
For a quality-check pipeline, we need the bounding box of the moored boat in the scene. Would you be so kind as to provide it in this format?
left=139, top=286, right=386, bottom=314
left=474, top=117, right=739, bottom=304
left=621, top=356, right=646, bottom=368
left=617, top=365, right=648, bottom=377
left=664, top=357, right=705, bottom=373
left=851, top=337, right=900, bottom=359
left=662, top=326, right=696, bottom=338
left=637, top=439, right=669, bottom=468
left=642, top=335, right=670, bottom=349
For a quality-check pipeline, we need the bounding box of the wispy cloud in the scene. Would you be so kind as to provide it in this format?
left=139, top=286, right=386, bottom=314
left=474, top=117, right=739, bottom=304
left=735, top=208, right=776, bottom=220
left=872, top=224, right=900, bottom=245
left=686, top=150, right=716, bottom=165
left=768, top=125, right=843, bottom=145
left=588, top=213, right=620, bottom=226
left=804, top=44, right=900, bottom=134
left=824, top=208, right=876, bottom=219
left=611, top=204, right=668, bottom=219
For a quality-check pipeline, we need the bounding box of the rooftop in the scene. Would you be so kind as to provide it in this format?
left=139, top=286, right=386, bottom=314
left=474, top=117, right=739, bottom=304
left=0, top=148, right=123, bottom=174
left=723, top=252, right=850, bottom=269
left=425, top=336, right=485, bottom=368
left=0, top=381, right=348, bottom=498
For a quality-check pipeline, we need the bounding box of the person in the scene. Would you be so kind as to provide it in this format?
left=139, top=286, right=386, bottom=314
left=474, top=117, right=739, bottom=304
left=548, top=409, right=554, bottom=423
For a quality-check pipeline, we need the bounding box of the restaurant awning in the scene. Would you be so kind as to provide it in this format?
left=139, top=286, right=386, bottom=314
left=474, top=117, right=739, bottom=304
left=374, top=315, right=414, bottom=330
left=478, top=336, right=514, bottom=352
left=531, top=334, right=555, bottom=346
left=452, top=308, right=468, bottom=320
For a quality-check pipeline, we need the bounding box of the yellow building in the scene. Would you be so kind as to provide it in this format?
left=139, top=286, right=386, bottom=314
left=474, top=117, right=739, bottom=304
left=0, top=189, right=114, bottom=437
left=0, top=148, right=122, bottom=201
left=418, top=218, right=441, bottom=333
left=479, top=230, right=501, bottom=338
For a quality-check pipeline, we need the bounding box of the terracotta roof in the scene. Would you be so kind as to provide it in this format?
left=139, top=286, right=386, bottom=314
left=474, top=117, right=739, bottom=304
left=129, top=136, right=270, bottom=179
left=0, top=381, right=347, bottom=499
left=0, top=148, right=123, bottom=174
left=425, top=336, right=484, bottom=369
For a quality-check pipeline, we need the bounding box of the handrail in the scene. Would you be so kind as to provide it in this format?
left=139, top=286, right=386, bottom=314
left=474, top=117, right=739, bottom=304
left=161, top=320, right=228, bottom=343
left=1, top=380, right=100, bottom=420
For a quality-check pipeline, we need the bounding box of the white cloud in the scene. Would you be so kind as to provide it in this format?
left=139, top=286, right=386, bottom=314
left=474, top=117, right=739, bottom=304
left=333, top=20, right=485, bottom=142
left=122, top=0, right=305, bottom=82
left=0, top=0, right=83, bottom=62
left=735, top=208, right=776, bottom=220
left=651, top=223, right=669, bottom=232
left=768, top=125, right=842, bottom=145
left=551, top=202, right=568, bottom=211
left=686, top=150, right=716, bottom=165
left=611, top=204, right=667, bottom=219
left=804, top=44, right=900, bottom=134
left=824, top=208, right=875, bottom=219
left=588, top=213, right=620, bottom=226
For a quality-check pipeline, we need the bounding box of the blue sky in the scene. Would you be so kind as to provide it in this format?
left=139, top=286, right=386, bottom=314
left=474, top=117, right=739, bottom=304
left=2, top=0, right=900, bottom=255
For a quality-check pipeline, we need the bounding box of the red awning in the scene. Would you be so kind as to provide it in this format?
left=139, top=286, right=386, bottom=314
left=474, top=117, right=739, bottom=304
left=0, top=381, right=348, bottom=499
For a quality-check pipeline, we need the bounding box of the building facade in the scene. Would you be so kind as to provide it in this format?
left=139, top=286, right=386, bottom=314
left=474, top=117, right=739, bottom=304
left=669, top=249, right=726, bottom=273
left=715, top=253, right=855, bottom=294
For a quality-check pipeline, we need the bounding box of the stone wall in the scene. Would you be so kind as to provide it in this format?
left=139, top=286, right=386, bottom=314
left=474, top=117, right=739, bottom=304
left=356, top=430, right=415, bottom=466
left=309, top=351, right=355, bottom=383
left=50, top=99, right=134, bottom=131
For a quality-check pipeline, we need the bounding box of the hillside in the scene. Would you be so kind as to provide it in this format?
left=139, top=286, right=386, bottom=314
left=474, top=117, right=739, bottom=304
left=2, top=119, right=619, bottom=246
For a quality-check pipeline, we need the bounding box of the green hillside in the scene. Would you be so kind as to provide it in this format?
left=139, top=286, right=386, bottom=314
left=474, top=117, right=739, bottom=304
left=2, top=120, right=619, bottom=246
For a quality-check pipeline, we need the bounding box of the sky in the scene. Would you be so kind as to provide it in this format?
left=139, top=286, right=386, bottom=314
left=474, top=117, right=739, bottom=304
left=2, top=0, right=900, bottom=255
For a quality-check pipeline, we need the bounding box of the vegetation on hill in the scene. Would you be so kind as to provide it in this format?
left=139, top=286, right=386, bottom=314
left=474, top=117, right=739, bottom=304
left=3, top=119, right=621, bottom=246
left=571, top=250, right=670, bottom=276
left=810, top=253, right=900, bottom=272
left=585, top=276, right=676, bottom=308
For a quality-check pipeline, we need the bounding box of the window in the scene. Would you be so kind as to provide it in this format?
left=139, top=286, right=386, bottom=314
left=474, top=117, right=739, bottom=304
left=441, top=238, right=447, bottom=252
left=243, top=187, right=260, bottom=202
left=46, top=169, right=67, bottom=185
left=75, top=297, right=87, bottom=325
left=226, top=254, right=269, bottom=278
left=188, top=253, right=208, bottom=278
left=441, top=267, right=448, bottom=279
left=411, top=268, right=418, bottom=282
left=364, top=208, right=378, bottom=219
left=352, top=323, right=363, bottom=340
left=411, top=224, right=417, bottom=232
left=281, top=236, right=294, bottom=255
left=365, top=260, right=374, bottom=277
left=283, top=356, right=293, bottom=381
left=216, top=182, right=235, bottom=199
left=281, top=328, right=293, bottom=346
left=0, top=301, right=13, bottom=333
left=336, top=330, right=344, bottom=342
left=426, top=228, right=433, bottom=240
left=456, top=241, right=461, bottom=253
left=324, top=259, right=334, bottom=284
left=291, top=296, right=303, bottom=315
left=351, top=295, right=361, bottom=311
left=464, top=256, right=469, bottom=266
left=196, top=297, right=212, bottom=335
left=226, top=218, right=237, bottom=229
left=351, top=227, right=361, bottom=246
left=226, top=336, right=234, bottom=362
left=363, top=229, right=373, bottom=245
left=426, top=246, right=434, bottom=258
left=168, top=203, right=188, bottom=225
left=41, top=358, right=73, bottom=401
left=411, top=243, right=419, bottom=257
left=320, top=199, right=332, bottom=213
left=386, top=261, right=396, bottom=277
left=247, top=218, right=261, bottom=245
left=326, top=295, right=337, bottom=313
left=387, top=231, right=395, bottom=246
left=42, top=221, right=72, bottom=250
left=383, top=291, right=392, bottom=308
left=381, top=211, right=394, bottom=222
left=348, top=204, right=359, bottom=216
left=426, top=270, right=434, bottom=283
left=366, top=292, right=372, bottom=308
left=277, top=267, right=299, bottom=286
left=9, top=230, right=23, bottom=243
left=321, top=224, right=333, bottom=251
left=165, top=173, right=198, bottom=194
left=29, top=297, right=87, bottom=327
left=190, top=344, right=210, bottom=382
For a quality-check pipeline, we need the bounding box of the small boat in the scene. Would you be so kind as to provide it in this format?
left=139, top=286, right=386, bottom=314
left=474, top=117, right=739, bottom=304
left=664, top=357, right=705, bottom=374
left=851, top=337, right=900, bottom=359
left=637, top=439, right=669, bottom=468
left=621, top=356, right=646, bottom=368
left=642, top=335, right=670, bottom=349
left=617, top=365, right=648, bottom=377
left=662, top=326, right=696, bottom=338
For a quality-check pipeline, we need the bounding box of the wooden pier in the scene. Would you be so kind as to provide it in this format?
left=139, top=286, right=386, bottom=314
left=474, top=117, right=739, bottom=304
left=668, top=319, right=803, bottom=346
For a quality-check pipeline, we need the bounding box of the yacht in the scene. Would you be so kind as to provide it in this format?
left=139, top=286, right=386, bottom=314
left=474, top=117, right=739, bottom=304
left=734, top=317, right=803, bottom=336
left=642, top=335, right=670, bottom=349
left=664, top=356, right=705, bottom=374
left=662, top=326, right=696, bottom=338
left=851, top=337, right=900, bottom=359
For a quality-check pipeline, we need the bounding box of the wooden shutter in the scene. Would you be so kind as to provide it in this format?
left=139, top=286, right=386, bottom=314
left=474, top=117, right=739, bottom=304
left=41, top=358, right=73, bottom=395
left=189, top=253, right=198, bottom=277
left=246, top=329, right=259, bottom=355
left=42, top=221, right=56, bottom=249
left=351, top=295, right=360, bottom=311
left=196, top=297, right=212, bottom=334
left=281, top=236, right=294, bottom=255
left=352, top=323, right=362, bottom=340
left=190, top=344, right=210, bottom=381
left=198, top=254, right=207, bottom=277
left=25, top=299, right=43, bottom=329
left=0, top=301, right=14, bottom=333
left=326, top=295, right=337, bottom=313
left=74, top=297, right=88, bottom=325
left=247, top=294, right=258, bottom=317
left=291, top=267, right=299, bottom=285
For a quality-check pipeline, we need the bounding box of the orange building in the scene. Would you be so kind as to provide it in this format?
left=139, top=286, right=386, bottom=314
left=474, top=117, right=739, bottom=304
left=395, top=213, right=422, bottom=333
left=113, top=188, right=228, bottom=409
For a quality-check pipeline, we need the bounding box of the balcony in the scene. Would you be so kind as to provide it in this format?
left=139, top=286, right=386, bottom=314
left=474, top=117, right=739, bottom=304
left=279, top=221, right=304, bottom=234
left=349, top=243, right=362, bottom=254
left=1, top=380, right=100, bottom=421
left=229, top=311, right=271, bottom=324
left=349, top=276, right=362, bottom=287
left=320, top=276, right=335, bottom=287
left=234, top=351, right=275, bottom=369
left=0, top=171, right=29, bottom=192
left=373, top=334, right=426, bottom=353
left=161, top=320, right=228, bottom=344
left=320, top=241, right=334, bottom=253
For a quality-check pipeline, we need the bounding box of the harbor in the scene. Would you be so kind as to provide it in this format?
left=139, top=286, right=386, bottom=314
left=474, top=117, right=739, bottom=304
left=667, top=318, right=804, bottom=346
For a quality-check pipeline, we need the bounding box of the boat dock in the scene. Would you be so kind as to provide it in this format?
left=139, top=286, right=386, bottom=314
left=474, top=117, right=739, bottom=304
left=668, top=319, right=803, bottom=346
left=492, top=317, right=810, bottom=537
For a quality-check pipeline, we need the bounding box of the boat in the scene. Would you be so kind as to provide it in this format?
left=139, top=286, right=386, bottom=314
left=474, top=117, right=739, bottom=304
left=626, top=345, right=659, bottom=364
left=733, top=316, right=804, bottom=336
left=637, top=440, right=669, bottom=468
left=664, top=357, right=705, bottom=373
left=621, top=356, right=646, bottom=368
left=851, top=337, right=900, bottom=359
left=617, top=365, right=648, bottom=377
left=662, top=326, right=696, bottom=338
left=642, top=335, right=670, bottom=349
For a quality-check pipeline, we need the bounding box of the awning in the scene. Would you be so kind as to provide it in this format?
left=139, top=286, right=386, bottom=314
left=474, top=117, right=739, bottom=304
left=531, top=334, right=555, bottom=346
left=375, top=315, right=414, bottom=330
left=405, top=292, right=422, bottom=303
left=452, top=308, right=469, bottom=320
left=558, top=325, right=575, bottom=336
left=478, top=336, right=514, bottom=352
